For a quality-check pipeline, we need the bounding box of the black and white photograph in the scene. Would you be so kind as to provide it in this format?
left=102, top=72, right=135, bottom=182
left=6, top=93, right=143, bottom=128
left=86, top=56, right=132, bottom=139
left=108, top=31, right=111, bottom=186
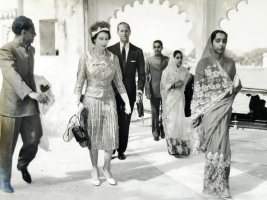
left=0, top=0, right=267, bottom=199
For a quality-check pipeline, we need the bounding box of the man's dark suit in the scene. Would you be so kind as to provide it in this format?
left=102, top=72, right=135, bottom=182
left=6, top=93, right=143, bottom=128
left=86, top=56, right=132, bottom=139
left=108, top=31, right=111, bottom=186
left=108, top=43, right=145, bottom=153
left=184, top=73, right=194, bottom=117
left=0, top=41, right=42, bottom=183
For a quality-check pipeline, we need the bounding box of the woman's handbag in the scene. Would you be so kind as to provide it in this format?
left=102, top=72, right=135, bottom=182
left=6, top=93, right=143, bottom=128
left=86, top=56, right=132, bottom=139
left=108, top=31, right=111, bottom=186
left=63, top=102, right=88, bottom=147
left=72, top=116, right=88, bottom=148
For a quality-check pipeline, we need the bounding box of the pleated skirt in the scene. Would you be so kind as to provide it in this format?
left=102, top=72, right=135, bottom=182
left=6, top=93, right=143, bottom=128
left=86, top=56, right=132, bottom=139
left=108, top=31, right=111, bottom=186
left=81, top=96, right=118, bottom=150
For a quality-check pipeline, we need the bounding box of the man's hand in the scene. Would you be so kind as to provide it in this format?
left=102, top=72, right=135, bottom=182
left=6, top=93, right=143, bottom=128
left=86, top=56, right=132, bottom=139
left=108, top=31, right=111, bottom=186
left=28, top=92, right=49, bottom=104
left=137, top=90, right=143, bottom=96
left=124, top=103, right=131, bottom=115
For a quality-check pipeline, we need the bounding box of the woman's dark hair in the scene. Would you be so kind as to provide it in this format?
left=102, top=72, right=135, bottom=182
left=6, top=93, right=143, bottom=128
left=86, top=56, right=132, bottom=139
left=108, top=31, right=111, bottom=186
left=173, top=50, right=183, bottom=58
left=90, top=21, right=111, bottom=44
left=211, top=30, right=228, bottom=43
left=12, top=16, right=34, bottom=35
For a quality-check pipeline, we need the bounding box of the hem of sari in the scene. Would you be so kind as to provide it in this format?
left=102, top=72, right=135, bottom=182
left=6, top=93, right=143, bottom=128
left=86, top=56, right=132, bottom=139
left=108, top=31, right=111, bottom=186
left=166, top=138, right=190, bottom=156
left=203, top=152, right=231, bottom=199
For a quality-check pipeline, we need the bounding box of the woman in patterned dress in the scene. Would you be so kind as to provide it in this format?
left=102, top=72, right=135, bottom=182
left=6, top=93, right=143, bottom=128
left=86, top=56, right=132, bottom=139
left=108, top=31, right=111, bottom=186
left=191, top=30, right=242, bottom=200
left=74, top=21, right=131, bottom=186
left=160, top=50, right=191, bottom=156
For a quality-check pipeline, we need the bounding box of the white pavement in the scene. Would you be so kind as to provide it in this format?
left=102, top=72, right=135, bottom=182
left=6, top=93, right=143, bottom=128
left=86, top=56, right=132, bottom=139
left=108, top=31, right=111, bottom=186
left=0, top=117, right=266, bottom=200
left=129, top=121, right=267, bottom=200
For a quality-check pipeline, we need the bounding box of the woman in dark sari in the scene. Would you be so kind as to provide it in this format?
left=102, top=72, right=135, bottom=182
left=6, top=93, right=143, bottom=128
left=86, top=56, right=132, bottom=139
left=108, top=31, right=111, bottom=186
left=191, top=30, right=242, bottom=200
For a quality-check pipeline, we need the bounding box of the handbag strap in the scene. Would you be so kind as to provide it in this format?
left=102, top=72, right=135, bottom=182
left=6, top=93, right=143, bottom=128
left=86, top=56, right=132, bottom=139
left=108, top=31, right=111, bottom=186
left=69, top=114, right=77, bottom=123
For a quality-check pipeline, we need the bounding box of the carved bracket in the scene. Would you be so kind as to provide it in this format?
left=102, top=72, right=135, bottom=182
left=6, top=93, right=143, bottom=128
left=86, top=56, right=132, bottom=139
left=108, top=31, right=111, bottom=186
left=0, top=9, right=18, bottom=21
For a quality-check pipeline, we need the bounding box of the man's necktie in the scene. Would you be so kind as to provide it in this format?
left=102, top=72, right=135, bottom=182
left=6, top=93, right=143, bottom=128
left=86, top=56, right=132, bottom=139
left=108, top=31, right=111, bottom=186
left=122, top=45, right=126, bottom=68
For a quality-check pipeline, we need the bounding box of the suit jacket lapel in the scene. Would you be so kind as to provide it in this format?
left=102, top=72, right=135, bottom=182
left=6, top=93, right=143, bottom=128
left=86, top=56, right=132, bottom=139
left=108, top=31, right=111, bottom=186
left=114, top=43, right=124, bottom=72
left=126, top=43, right=134, bottom=68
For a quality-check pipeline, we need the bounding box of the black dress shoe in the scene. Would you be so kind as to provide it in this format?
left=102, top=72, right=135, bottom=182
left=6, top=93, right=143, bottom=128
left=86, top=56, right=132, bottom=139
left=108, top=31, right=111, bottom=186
left=2, top=181, right=14, bottom=193
left=160, top=131, right=165, bottom=139
left=21, top=168, right=32, bottom=183
left=118, top=153, right=126, bottom=160
left=154, top=136, right=159, bottom=141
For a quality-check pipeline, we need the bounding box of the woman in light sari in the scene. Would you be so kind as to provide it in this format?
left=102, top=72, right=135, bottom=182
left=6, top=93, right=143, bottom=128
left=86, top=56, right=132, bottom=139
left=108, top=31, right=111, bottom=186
left=191, top=30, right=242, bottom=200
left=160, top=50, right=191, bottom=156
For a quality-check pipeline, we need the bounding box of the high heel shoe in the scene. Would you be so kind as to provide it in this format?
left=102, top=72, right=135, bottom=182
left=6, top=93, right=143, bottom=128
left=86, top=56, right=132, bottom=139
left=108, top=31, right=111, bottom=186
left=102, top=168, right=116, bottom=185
left=91, top=172, right=100, bottom=186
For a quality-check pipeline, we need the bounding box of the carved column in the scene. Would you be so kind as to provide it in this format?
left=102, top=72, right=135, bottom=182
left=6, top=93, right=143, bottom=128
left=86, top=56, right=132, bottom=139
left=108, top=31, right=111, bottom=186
left=17, top=0, right=23, bottom=16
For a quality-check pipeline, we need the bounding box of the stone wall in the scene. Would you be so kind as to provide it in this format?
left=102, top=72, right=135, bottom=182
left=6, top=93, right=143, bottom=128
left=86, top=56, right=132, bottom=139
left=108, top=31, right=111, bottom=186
left=0, top=0, right=86, bottom=136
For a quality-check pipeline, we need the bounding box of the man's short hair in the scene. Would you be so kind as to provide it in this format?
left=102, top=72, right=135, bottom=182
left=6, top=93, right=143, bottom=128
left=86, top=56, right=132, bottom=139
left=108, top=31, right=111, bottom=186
left=153, top=40, right=163, bottom=48
left=117, top=22, right=131, bottom=32
left=12, top=16, right=34, bottom=35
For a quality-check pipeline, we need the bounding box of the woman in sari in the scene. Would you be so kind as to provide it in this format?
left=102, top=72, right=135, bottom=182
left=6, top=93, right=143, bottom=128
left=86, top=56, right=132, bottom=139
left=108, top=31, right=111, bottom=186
left=160, top=50, right=191, bottom=156
left=191, top=30, right=242, bottom=200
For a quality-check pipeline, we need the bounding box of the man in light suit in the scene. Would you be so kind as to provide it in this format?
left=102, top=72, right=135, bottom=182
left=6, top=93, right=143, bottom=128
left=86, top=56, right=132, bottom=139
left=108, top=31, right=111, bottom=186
left=108, top=22, right=145, bottom=160
left=145, top=40, right=169, bottom=141
left=0, top=16, right=48, bottom=193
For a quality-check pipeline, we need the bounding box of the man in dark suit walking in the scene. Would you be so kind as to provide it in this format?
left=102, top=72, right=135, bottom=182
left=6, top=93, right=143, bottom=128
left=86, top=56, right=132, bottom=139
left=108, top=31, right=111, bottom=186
left=108, top=22, right=145, bottom=160
left=145, top=40, right=169, bottom=141
left=0, top=16, right=48, bottom=193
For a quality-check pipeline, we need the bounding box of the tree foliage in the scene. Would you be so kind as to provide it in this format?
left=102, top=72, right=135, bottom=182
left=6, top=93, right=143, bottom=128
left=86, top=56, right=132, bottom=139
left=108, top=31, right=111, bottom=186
left=226, top=48, right=267, bottom=66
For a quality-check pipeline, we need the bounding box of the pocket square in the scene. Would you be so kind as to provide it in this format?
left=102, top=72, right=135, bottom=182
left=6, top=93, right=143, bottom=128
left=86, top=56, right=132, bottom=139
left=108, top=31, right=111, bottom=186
left=131, top=60, right=136, bottom=63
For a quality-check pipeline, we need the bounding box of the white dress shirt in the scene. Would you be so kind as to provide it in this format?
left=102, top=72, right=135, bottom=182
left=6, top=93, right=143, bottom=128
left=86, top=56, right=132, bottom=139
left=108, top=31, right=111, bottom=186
left=120, top=42, right=130, bottom=61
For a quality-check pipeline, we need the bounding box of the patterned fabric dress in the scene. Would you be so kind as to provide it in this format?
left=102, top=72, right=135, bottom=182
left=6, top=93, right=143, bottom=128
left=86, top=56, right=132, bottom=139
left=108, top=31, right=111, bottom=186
left=74, top=50, right=126, bottom=150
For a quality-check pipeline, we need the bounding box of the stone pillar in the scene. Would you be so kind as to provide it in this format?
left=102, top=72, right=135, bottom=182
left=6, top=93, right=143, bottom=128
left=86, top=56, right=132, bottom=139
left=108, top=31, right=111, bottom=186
left=17, top=0, right=23, bottom=16
left=195, top=0, right=207, bottom=61
left=86, top=0, right=98, bottom=51
left=83, top=0, right=89, bottom=52
left=195, top=0, right=218, bottom=62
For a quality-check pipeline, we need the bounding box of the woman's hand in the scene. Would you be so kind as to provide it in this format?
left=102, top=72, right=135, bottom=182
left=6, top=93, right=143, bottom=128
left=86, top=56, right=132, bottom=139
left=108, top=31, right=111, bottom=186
left=175, top=80, right=184, bottom=89
left=192, top=116, right=202, bottom=128
left=234, top=80, right=242, bottom=93
left=75, top=95, right=81, bottom=108
left=171, top=80, right=184, bottom=89
left=124, top=103, right=131, bottom=115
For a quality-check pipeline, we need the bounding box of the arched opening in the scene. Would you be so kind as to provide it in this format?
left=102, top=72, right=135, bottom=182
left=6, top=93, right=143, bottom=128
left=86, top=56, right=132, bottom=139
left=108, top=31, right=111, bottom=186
left=220, top=0, right=267, bottom=113
left=108, top=0, right=196, bottom=68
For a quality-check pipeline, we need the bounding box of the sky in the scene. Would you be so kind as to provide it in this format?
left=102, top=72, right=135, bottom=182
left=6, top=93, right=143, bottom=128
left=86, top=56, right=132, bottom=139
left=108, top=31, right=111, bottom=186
left=220, top=0, right=267, bottom=55
left=109, top=0, right=194, bottom=55
left=109, top=0, right=267, bottom=56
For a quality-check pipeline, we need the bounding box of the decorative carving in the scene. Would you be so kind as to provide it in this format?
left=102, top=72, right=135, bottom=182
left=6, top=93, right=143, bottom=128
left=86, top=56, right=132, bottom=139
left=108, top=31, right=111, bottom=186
left=5, top=26, right=12, bottom=43
left=0, top=9, right=18, bottom=21
left=219, top=0, right=248, bottom=29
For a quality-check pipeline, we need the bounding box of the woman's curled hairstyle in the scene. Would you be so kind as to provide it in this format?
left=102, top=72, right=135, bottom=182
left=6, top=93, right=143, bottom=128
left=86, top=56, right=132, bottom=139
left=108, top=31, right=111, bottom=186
left=90, top=21, right=111, bottom=44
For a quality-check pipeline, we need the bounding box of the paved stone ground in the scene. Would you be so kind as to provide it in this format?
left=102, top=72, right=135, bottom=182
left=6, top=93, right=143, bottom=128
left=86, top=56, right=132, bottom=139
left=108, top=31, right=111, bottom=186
left=1, top=111, right=266, bottom=200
